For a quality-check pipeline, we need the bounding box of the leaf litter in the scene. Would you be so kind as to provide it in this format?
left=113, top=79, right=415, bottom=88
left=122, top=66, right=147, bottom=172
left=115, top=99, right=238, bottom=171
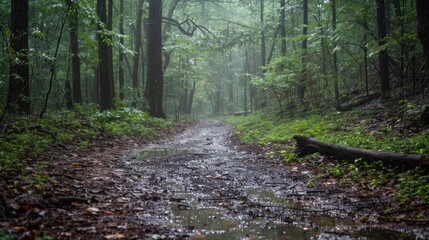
left=0, top=120, right=427, bottom=239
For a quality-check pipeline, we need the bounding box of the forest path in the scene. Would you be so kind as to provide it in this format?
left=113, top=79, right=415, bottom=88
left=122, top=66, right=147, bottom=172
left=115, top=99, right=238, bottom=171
left=123, top=120, right=420, bottom=239
left=5, top=120, right=425, bottom=239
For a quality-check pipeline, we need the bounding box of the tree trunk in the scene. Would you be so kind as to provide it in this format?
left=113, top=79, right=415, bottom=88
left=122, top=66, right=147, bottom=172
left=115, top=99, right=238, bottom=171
left=66, top=0, right=82, bottom=105
left=416, top=0, right=429, bottom=70
left=107, top=0, right=115, bottom=102
left=298, top=0, right=308, bottom=102
left=280, top=0, right=286, bottom=57
left=376, top=0, right=390, bottom=101
left=294, top=136, right=429, bottom=171
left=332, top=0, right=340, bottom=110
left=118, top=0, right=125, bottom=100
left=97, top=0, right=113, bottom=110
left=145, top=0, right=166, bottom=118
left=132, top=0, right=144, bottom=106
left=260, top=0, right=266, bottom=68
left=64, top=61, right=73, bottom=109
left=7, top=0, right=30, bottom=114
left=187, top=80, right=196, bottom=114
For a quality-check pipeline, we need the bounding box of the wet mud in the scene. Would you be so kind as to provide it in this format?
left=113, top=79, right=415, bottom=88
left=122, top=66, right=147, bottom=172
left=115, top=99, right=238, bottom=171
left=2, top=120, right=427, bottom=239
left=127, top=120, right=427, bottom=239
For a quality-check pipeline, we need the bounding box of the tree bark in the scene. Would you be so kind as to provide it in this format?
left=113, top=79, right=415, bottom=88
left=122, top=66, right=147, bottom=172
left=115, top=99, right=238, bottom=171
left=107, top=0, right=115, bottom=102
left=66, top=0, right=82, bottom=105
left=376, top=0, right=390, bottom=101
left=145, top=0, right=166, bottom=118
left=294, top=135, right=429, bottom=170
left=132, top=0, right=144, bottom=106
left=298, top=0, right=308, bottom=102
left=97, top=0, right=113, bottom=110
left=7, top=0, right=30, bottom=114
left=416, top=0, right=429, bottom=70
left=280, top=0, right=286, bottom=57
left=118, top=0, right=125, bottom=100
left=332, top=0, right=340, bottom=110
left=260, top=0, right=266, bottom=68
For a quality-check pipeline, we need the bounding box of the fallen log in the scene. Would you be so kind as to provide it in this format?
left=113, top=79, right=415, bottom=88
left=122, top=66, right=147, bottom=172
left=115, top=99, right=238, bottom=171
left=338, top=92, right=380, bottom=111
left=293, top=135, right=429, bottom=171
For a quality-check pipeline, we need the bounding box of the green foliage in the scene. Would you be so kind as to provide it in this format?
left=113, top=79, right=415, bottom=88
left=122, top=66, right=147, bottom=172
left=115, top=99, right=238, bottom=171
left=0, top=105, right=172, bottom=171
left=0, top=232, right=15, bottom=240
left=225, top=111, right=429, bottom=204
left=396, top=168, right=429, bottom=204
left=225, top=111, right=429, bottom=155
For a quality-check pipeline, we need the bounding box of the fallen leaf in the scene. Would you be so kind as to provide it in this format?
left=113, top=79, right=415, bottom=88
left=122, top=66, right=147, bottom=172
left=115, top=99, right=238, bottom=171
left=86, top=207, right=100, bottom=213
left=104, top=233, right=125, bottom=239
left=77, top=226, right=96, bottom=233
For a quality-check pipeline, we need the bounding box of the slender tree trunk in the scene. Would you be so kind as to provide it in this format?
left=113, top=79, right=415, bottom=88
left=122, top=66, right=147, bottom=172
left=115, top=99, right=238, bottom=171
left=63, top=59, right=73, bottom=109
left=416, top=0, right=429, bottom=70
left=298, top=0, right=308, bottom=102
left=332, top=0, right=340, bottom=109
left=280, top=0, right=286, bottom=57
left=118, top=0, right=125, bottom=100
left=392, top=0, right=404, bottom=92
left=145, top=0, right=166, bottom=118
left=316, top=0, right=329, bottom=91
left=107, top=0, right=115, bottom=102
left=132, top=0, right=144, bottom=106
left=187, top=80, right=196, bottom=114
left=97, top=0, right=113, bottom=110
left=66, top=0, right=82, bottom=105
left=245, top=48, right=250, bottom=115
left=363, top=7, right=369, bottom=96
left=376, top=0, right=390, bottom=100
left=7, top=0, right=30, bottom=114
left=259, top=0, right=267, bottom=109
left=260, top=0, right=266, bottom=68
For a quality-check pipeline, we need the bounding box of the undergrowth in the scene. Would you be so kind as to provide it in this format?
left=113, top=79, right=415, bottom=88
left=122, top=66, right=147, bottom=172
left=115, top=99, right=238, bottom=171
left=0, top=104, right=172, bottom=171
left=224, top=110, right=429, bottom=205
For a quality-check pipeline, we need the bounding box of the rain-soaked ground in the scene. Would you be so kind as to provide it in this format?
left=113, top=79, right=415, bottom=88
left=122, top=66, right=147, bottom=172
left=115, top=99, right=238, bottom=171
left=124, top=120, right=428, bottom=239
left=2, top=119, right=428, bottom=239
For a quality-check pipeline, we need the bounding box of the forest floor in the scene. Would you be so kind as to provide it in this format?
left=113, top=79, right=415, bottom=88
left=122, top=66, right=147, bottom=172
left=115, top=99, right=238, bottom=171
left=1, top=119, right=429, bottom=239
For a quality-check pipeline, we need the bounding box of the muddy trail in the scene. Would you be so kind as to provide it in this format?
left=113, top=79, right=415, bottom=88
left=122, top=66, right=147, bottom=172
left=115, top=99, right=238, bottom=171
left=2, top=120, right=428, bottom=239
left=125, top=120, right=426, bottom=239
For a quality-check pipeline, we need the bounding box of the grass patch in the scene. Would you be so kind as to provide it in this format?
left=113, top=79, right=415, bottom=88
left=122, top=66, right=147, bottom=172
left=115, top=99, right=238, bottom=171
left=223, top=111, right=429, bottom=205
left=224, top=111, right=429, bottom=154
left=0, top=105, right=172, bottom=171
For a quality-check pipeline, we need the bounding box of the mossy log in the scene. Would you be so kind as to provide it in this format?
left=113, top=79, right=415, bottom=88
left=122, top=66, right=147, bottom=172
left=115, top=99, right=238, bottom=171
left=293, top=135, right=429, bottom=171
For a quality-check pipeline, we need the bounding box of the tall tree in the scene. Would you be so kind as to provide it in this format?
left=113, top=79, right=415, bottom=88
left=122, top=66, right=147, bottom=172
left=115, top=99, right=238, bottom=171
left=7, top=0, right=30, bottom=114
left=118, top=0, right=125, bottom=100
left=97, top=0, right=114, bottom=110
left=260, top=0, right=266, bottom=67
left=298, top=0, right=308, bottom=102
left=376, top=0, right=390, bottom=100
left=280, top=0, right=286, bottom=57
left=66, top=0, right=82, bottom=105
left=145, top=0, right=166, bottom=118
left=107, top=0, right=115, bottom=102
left=416, top=0, right=429, bottom=69
left=332, top=0, right=340, bottom=109
left=132, top=0, right=144, bottom=106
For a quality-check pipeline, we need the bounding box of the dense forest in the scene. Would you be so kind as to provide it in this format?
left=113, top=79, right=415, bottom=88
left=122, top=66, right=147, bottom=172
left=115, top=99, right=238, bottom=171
left=1, top=0, right=429, bottom=239
left=1, top=0, right=428, bottom=117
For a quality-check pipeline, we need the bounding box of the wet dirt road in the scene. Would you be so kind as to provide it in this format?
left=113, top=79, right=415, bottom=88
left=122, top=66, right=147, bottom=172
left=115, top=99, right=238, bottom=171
left=127, top=120, right=425, bottom=239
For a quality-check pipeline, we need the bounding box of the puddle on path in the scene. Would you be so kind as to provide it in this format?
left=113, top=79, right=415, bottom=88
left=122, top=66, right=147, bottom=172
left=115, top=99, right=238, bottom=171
left=133, top=121, right=421, bottom=240
left=169, top=187, right=415, bottom=240
left=137, top=148, right=194, bottom=159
